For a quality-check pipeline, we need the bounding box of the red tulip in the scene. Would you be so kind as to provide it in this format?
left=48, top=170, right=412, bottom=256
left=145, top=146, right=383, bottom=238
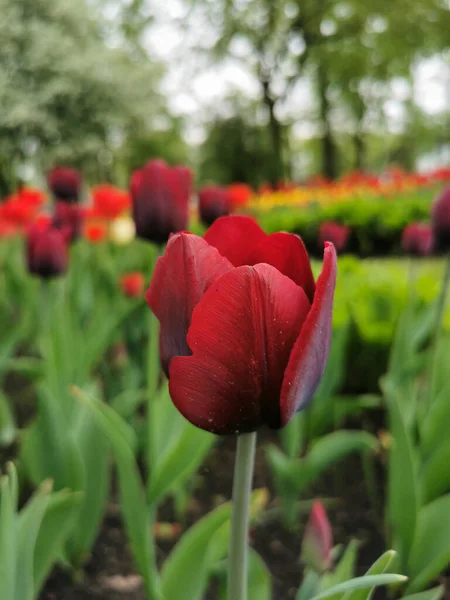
left=52, top=202, right=84, bottom=243
left=401, top=223, right=433, bottom=256
left=198, top=186, right=231, bottom=226
left=226, top=183, right=254, bottom=209
left=27, top=223, right=68, bottom=279
left=432, top=186, right=450, bottom=252
left=1, top=196, right=37, bottom=227
left=301, top=501, right=333, bottom=573
left=120, top=272, right=145, bottom=298
left=47, top=166, right=82, bottom=202
left=147, top=215, right=336, bottom=434
left=92, top=184, right=131, bottom=220
left=318, top=222, right=350, bottom=254
left=130, top=160, right=191, bottom=244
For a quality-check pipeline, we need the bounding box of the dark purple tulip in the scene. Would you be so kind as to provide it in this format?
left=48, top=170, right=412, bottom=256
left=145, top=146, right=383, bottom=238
left=47, top=167, right=82, bottom=203
left=27, top=223, right=69, bottom=279
left=401, top=223, right=433, bottom=256
left=130, top=160, right=190, bottom=244
left=198, top=186, right=231, bottom=226
left=432, top=186, right=450, bottom=252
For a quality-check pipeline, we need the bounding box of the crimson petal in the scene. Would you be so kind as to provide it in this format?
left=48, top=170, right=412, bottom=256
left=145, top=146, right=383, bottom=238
left=247, top=232, right=316, bottom=302
left=146, top=233, right=233, bottom=375
left=168, top=264, right=310, bottom=434
left=280, top=242, right=337, bottom=426
left=203, top=215, right=267, bottom=266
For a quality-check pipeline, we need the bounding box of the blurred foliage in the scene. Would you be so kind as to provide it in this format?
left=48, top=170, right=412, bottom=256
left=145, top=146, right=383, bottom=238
left=254, top=188, right=435, bottom=256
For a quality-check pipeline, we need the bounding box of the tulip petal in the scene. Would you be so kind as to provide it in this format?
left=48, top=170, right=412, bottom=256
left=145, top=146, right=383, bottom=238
left=146, top=233, right=233, bottom=374
left=169, top=264, right=310, bottom=434
left=280, top=242, right=337, bottom=426
left=248, top=232, right=316, bottom=302
left=203, top=215, right=267, bottom=266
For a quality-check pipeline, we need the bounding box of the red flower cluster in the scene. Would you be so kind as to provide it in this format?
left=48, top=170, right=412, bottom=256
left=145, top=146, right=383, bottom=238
left=120, top=272, right=145, bottom=298
left=318, top=222, right=350, bottom=254
left=147, top=216, right=336, bottom=435
left=432, top=186, right=450, bottom=252
left=27, top=221, right=68, bottom=279
left=226, top=183, right=254, bottom=209
left=130, top=160, right=192, bottom=244
left=401, top=223, right=433, bottom=256
left=92, top=185, right=131, bottom=220
left=47, top=166, right=82, bottom=202
left=198, top=186, right=231, bottom=226
left=0, top=187, right=46, bottom=236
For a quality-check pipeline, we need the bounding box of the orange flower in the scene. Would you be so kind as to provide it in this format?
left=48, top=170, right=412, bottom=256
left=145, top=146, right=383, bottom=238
left=84, top=220, right=108, bottom=243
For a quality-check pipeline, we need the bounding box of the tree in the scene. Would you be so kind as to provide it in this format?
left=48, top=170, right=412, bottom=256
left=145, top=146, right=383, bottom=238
left=0, top=0, right=166, bottom=191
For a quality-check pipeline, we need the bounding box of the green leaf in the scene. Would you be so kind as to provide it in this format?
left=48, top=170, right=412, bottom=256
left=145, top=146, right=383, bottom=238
left=0, top=464, right=18, bottom=599
left=247, top=549, right=272, bottom=600
left=321, top=540, right=359, bottom=591
left=407, top=495, right=450, bottom=594
left=420, top=380, right=450, bottom=457
left=402, top=586, right=443, bottom=600
left=280, top=412, right=304, bottom=458
left=384, top=381, right=419, bottom=568
left=421, top=440, right=450, bottom=504
left=343, top=550, right=397, bottom=600
left=66, top=403, right=110, bottom=565
left=34, top=490, right=83, bottom=593
left=297, top=570, right=321, bottom=600
left=6, top=357, right=44, bottom=381
left=148, top=421, right=215, bottom=504
left=73, top=388, right=159, bottom=598
left=16, top=480, right=52, bottom=600
left=161, top=502, right=232, bottom=600
left=311, top=575, right=407, bottom=600
left=0, top=390, right=16, bottom=447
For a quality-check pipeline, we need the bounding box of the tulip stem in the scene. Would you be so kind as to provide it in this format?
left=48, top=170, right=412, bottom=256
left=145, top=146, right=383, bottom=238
left=146, top=244, right=162, bottom=482
left=429, top=253, right=450, bottom=401
left=228, top=431, right=257, bottom=600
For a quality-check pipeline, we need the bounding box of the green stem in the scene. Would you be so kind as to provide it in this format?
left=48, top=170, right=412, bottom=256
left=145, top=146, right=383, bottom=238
left=429, top=253, right=450, bottom=401
left=228, top=431, right=257, bottom=600
left=146, top=244, right=162, bottom=487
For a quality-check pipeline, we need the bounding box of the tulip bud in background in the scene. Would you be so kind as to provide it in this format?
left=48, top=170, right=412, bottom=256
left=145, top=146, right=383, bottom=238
left=130, top=160, right=191, bottom=244
left=52, top=202, right=84, bottom=243
left=120, top=272, right=145, bottom=298
left=198, top=186, right=231, bottom=226
left=109, top=216, right=136, bottom=245
left=318, top=222, right=350, bottom=254
left=401, top=223, right=433, bottom=257
left=27, top=223, right=69, bottom=279
left=301, top=501, right=333, bottom=573
left=431, top=186, right=450, bottom=252
left=47, top=166, right=82, bottom=203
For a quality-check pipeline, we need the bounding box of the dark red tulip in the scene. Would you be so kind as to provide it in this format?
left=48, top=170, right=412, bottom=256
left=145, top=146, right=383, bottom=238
left=130, top=160, right=190, bottom=244
left=47, top=167, right=82, bottom=203
left=52, top=202, right=84, bottom=243
left=401, top=223, right=433, bottom=256
left=431, top=187, right=450, bottom=252
left=147, top=215, right=336, bottom=434
left=318, top=222, right=350, bottom=254
left=198, top=186, right=231, bottom=226
left=27, top=223, right=68, bottom=279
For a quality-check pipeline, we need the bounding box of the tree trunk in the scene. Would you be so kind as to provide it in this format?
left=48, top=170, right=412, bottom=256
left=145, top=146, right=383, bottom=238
left=354, top=129, right=365, bottom=170
left=317, top=63, right=337, bottom=180
left=262, top=76, right=284, bottom=187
